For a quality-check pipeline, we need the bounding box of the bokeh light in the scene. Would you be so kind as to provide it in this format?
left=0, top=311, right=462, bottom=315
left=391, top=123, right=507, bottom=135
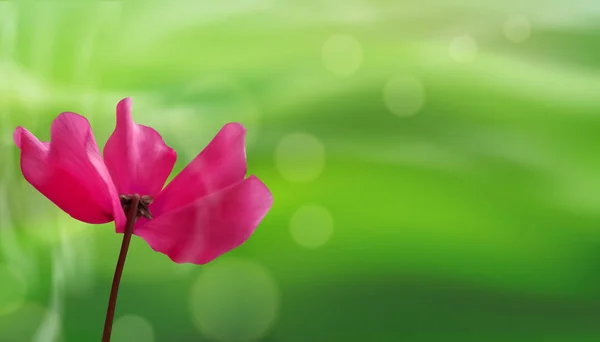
left=449, top=35, right=478, bottom=63
left=322, top=34, right=363, bottom=77
left=112, top=315, right=155, bottom=342
left=190, top=258, right=279, bottom=342
left=383, top=75, right=426, bottom=117
left=504, top=15, right=532, bottom=43
left=290, top=204, right=334, bottom=249
left=275, top=133, right=326, bottom=183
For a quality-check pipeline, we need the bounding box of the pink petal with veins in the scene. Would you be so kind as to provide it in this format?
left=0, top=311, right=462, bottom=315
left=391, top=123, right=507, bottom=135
left=135, top=175, right=272, bottom=264
left=14, top=113, right=125, bottom=229
left=151, top=122, right=247, bottom=216
left=104, top=97, right=177, bottom=198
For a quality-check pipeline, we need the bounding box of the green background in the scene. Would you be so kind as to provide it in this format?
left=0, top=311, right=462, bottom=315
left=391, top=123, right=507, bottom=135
left=2, top=0, right=600, bottom=341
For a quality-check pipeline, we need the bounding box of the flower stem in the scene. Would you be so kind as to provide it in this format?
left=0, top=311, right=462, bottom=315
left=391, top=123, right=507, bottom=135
left=102, top=194, right=140, bottom=342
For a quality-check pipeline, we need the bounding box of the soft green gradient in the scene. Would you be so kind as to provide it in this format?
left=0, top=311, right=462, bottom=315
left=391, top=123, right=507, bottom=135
left=2, top=0, right=600, bottom=341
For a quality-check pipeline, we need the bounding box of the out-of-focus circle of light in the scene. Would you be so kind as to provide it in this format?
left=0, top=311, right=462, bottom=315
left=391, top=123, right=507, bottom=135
left=112, top=315, right=155, bottom=342
left=0, top=264, right=27, bottom=315
left=190, top=258, right=279, bottom=342
left=383, top=75, right=426, bottom=117
left=449, top=35, right=478, bottom=63
left=290, top=204, right=334, bottom=249
left=322, top=34, right=363, bottom=77
left=275, top=133, right=326, bottom=182
left=504, top=15, right=531, bottom=43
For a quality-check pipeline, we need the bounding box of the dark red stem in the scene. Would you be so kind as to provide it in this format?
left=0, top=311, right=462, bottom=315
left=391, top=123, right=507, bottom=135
left=102, top=194, right=140, bottom=342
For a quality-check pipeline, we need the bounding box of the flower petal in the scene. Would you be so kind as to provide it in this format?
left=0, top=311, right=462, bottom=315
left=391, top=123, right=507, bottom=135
left=14, top=113, right=126, bottom=229
left=104, top=98, right=177, bottom=198
left=151, top=122, right=247, bottom=215
left=135, top=175, right=272, bottom=264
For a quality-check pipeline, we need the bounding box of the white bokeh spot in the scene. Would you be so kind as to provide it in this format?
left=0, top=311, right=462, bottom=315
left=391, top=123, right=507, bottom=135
left=504, top=15, right=531, bottom=43
left=383, top=75, right=425, bottom=117
left=0, top=264, right=27, bottom=315
left=190, top=258, right=279, bottom=342
left=322, top=34, right=363, bottom=77
left=112, top=315, right=155, bottom=342
left=290, top=204, right=334, bottom=249
left=275, top=133, right=326, bottom=183
left=449, top=35, right=478, bottom=63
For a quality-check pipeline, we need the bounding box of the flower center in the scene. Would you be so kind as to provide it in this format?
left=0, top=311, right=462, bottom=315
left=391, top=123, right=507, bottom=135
left=119, top=194, right=154, bottom=220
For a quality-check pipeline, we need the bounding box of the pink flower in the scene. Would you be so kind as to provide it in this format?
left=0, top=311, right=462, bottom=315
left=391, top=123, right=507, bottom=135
left=14, top=98, right=273, bottom=264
